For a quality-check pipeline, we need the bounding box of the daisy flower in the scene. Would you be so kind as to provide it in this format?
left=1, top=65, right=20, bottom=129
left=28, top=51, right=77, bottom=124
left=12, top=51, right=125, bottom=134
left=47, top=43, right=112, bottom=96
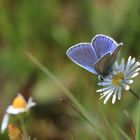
left=97, top=56, right=140, bottom=104
left=1, top=93, right=36, bottom=133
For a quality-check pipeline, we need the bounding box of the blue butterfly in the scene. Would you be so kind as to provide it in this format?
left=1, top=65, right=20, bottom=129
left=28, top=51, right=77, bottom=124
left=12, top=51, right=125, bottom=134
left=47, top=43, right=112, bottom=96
left=66, top=34, right=123, bottom=78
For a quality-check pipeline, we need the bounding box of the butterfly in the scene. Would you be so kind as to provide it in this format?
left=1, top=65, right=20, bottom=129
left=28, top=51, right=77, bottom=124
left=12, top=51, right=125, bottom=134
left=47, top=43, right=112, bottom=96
left=66, top=34, right=123, bottom=79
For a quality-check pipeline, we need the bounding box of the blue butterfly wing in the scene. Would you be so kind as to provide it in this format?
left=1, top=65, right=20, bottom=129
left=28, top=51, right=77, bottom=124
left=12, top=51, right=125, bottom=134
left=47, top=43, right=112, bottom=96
left=66, top=43, right=98, bottom=74
left=91, top=34, right=118, bottom=59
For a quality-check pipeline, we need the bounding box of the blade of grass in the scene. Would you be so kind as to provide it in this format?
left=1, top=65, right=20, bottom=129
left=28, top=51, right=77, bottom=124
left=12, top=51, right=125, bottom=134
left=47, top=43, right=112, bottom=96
left=112, top=121, right=131, bottom=140
left=26, top=52, right=107, bottom=140
left=136, top=101, right=140, bottom=140
left=124, top=110, right=136, bottom=140
left=102, top=113, right=118, bottom=140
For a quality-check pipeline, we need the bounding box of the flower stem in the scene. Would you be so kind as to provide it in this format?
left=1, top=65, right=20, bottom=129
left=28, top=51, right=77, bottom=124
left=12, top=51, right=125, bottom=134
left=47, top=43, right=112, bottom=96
left=18, top=116, right=28, bottom=140
left=129, top=88, right=140, bottom=100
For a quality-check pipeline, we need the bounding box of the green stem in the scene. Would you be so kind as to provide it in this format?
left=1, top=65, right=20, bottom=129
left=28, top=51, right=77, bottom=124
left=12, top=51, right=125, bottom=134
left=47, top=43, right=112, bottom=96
left=136, top=101, right=140, bottom=140
left=18, top=116, right=28, bottom=140
left=26, top=52, right=106, bottom=140
left=129, top=88, right=140, bottom=100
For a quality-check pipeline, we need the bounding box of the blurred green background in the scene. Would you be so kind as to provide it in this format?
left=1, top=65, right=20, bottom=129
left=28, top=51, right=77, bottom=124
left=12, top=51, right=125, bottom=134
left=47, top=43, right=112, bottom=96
left=0, top=0, right=140, bottom=139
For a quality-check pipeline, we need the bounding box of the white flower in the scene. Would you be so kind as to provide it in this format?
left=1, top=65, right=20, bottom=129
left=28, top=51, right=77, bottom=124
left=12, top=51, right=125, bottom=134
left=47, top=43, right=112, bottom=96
left=97, top=56, right=140, bottom=104
left=1, top=93, right=36, bottom=133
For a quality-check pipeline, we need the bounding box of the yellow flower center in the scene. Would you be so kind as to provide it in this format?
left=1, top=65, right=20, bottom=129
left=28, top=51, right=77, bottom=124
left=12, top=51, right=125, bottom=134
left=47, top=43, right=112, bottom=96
left=112, top=72, right=124, bottom=86
left=12, top=96, right=26, bottom=108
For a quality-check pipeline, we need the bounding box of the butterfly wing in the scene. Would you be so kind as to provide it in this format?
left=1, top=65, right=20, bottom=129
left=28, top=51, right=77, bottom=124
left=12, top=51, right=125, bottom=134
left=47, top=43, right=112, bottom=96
left=66, top=34, right=122, bottom=76
left=66, top=43, right=98, bottom=74
left=91, top=34, right=118, bottom=59
left=95, top=52, right=111, bottom=75
left=95, top=43, right=123, bottom=76
left=109, top=43, right=123, bottom=65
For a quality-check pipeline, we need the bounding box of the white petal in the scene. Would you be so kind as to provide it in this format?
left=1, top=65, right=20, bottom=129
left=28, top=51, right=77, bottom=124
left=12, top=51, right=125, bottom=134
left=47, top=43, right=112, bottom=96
left=131, top=68, right=140, bottom=74
left=125, top=56, right=132, bottom=72
left=129, top=62, right=140, bottom=73
left=102, top=78, right=112, bottom=82
left=137, top=61, right=140, bottom=65
left=123, top=84, right=130, bottom=90
left=115, top=61, right=119, bottom=69
left=112, top=89, right=117, bottom=104
left=129, top=72, right=139, bottom=78
left=125, top=79, right=133, bottom=84
left=1, top=114, right=10, bottom=133
left=118, top=87, right=122, bottom=100
left=131, top=57, right=136, bottom=63
left=100, top=88, right=114, bottom=99
left=125, top=57, right=136, bottom=74
left=127, top=67, right=140, bottom=78
left=119, top=58, right=125, bottom=71
left=96, top=86, right=113, bottom=93
left=98, top=81, right=112, bottom=86
left=104, top=90, right=114, bottom=104
left=128, top=58, right=136, bottom=71
left=130, top=58, right=136, bottom=67
left=135, top=67, right=140, bottom=72
left=6, top=106, right=26, bottom=115
left=26, top=97, right=36, bottom=109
